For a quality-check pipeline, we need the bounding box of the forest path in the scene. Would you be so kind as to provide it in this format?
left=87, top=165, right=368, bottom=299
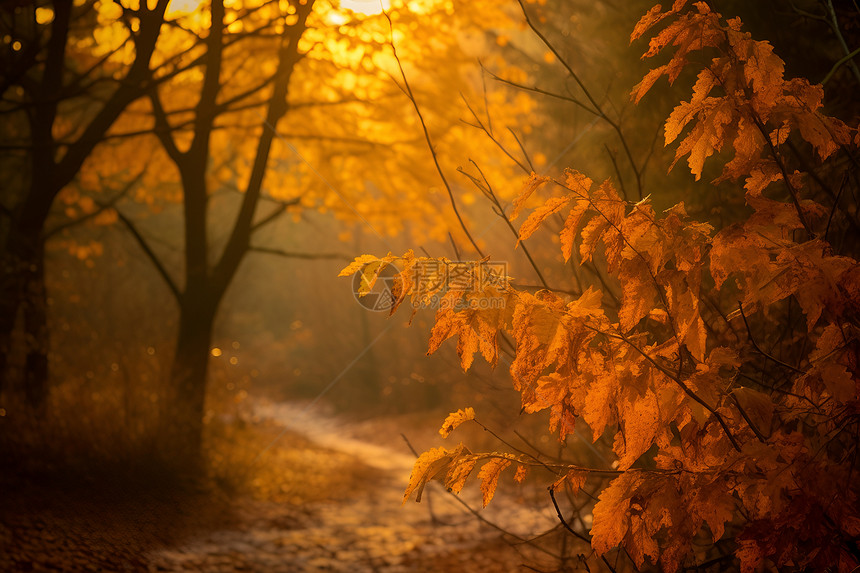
left=147, top=400, right=558, bottom=572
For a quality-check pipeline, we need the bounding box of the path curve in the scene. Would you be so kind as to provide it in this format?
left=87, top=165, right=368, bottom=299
left=148, top=401, right=561, bottom=572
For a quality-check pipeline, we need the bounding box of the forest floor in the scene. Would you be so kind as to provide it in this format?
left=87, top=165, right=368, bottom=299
left=1, top=400, right=569, bottom=572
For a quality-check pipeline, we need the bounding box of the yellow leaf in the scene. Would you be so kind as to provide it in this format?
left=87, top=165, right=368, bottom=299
left=564, top=169, right=593, bottom=194
left=439, top=407, right=475, bottom=438
left=338, top=254, right=382, bottom=277
left=514, top=464, right=528, bottom=483
left=559, top=199, right=590, bottom=261
left=477, top=457, right=511, bottom=507
left=444, top=454, right=478, bottom=494
left=591, top=472, right=645, bottom=555
left=511, top=172, right=551, bottom=220
left=517, top=195, right=570, bottom=245
left=551, top=468, right=587, bottom=494
left=403, top=444, right=467, bottom=504
left=631, top=64, right=668, bottom=104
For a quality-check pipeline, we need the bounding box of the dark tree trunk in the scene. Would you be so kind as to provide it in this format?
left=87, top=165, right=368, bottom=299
left=158, top=293, right=217, bottom=471
left=0, top=202, right=51, bottom=408
left=147, top=0, right=315, bottom=471
left=23, top=240, right=49, bottom=410
left=0, top=0, right=168, bottom=404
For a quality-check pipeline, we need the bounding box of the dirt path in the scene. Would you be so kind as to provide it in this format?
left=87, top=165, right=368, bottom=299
left=147, top=401, right=560, bottom=572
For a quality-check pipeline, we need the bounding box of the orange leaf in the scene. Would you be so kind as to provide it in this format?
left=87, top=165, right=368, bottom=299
left=403, top=444, right=467, bottom=504
left=512, top=172, right=551, bottom=220
left=477, top=457, right=512, bottom=507
left=518, top=195, right=570, bottom=244
left=439, top=407, right=475, bottom=438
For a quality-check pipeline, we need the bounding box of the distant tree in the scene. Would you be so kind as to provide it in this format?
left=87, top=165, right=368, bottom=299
left=85, top=0, right=533, bottom=467
left=0, top=0, right=168, bottom=408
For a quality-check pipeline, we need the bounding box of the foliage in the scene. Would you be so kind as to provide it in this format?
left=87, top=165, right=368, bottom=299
left=342, top=1, right=860, bottom=570
left=69, top=0, right=533, bottom=246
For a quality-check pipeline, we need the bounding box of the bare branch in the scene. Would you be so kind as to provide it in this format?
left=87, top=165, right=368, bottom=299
left=248, top=246, right=351, bottom=261
left=148, top=89, right=184, bottom=164
left=459, top=96, right=531, bottom=174
left=457, top=161, right=551, bottom=291
left=481, top=64, right=597, bottom=117
left=113, top=207, right=182, bottom=302
left=45, top=170, right=144, bottom=238
left=737, top=304, right=805, bottom=374
left=249, top=198, right=299, bottom=233
left=826, top=0, right=860, bottom=86
left=515, top=0, right=644, bottom=199
left=383, top=10, right=485, bottom=258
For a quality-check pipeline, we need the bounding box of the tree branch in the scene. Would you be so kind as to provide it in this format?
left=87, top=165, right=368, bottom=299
left=826, top=0, right=860, bottom=86
left=148, top=88, right=184, bottom=164
left=516, top=0, right=643, bottom=199
left=45, top=170, right=144, bottom=238
left=249, top=198, right=299, bottom=233
left=248, top=246, right=351, bottom=260
left=383, top=10, right=485, bottom=257
left=457, top=161, right=551, bottom=291
left=737, top=304, right=805, bottom=374
left=211, top=0, right=314, bottom=295
left=113, top=207, right=181, bottom=301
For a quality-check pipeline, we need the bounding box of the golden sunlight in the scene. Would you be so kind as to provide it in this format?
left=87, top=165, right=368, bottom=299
left=166, top=0, right=202, bottom=17
left=339, top=0, right=390, bottom=15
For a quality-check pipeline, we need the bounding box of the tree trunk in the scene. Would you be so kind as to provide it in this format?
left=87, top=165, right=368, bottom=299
left=0, top=255, right=25, bottom=397
left=0, top=207, right=50, bottom=409
left=23, top=241, right=49, bottom=410
left=158, top=293, right=217, bottom=472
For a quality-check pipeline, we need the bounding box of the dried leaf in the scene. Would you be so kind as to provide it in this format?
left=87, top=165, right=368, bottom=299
left=439, top=407, right=476, bottom=438
left=477, top=457, right=512, bottom=507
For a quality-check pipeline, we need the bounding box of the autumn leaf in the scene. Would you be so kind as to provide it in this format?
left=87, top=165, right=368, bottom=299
left=350, top=4, right=860, bottom=571
left=551, top=469, right=587, bottom=495
left=477, top=457, right=512, bottom=507
left=512, top=172, right=551, bottom=220
left=517, top=195, right=571, bottom=244
left=439, top=407, right=476, bottom=438
left=338, top=253, right=384, bottom=278
left=631, top=64, right=667, bottom=104
left=514, top=464, right=528, bottom=483
left=559, top=200, right=590, bottom=261
left=403, top=444, right=468, bottom=503
left=590, top=472, right=647, bottom=558
left=444, top=454, right=479, bottom=495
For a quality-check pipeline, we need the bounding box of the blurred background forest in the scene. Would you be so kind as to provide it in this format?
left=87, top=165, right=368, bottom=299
left=1, top=0, right=858, bottom=570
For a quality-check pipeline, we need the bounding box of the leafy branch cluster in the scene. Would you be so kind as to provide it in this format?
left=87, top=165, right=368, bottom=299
left=343, top=1, right=860, bottom=571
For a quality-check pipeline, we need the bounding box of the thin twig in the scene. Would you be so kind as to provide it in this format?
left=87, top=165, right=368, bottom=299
left=737, top=304, right=805, bottom=374
left=383, top=11, right=484, bottom=257
left=461, top=94, right=531, bottom=174
left=247, top=246, right=352, bottom=260
left=548, top=487, right=590, bottom=544
left=826, top=0, right=860, bottom=85
left=729, top=393, right=768, bottom=442
left=825, top=173, right=849, bottom=242
left=549, top=488, right=618, bottom=573
left=458, top=161, right=549, bottom=289
left=822, top=45, right=860, bottom=85
left=46, top=170, right=143, bottom=238
left=481, top=63, right=597, bottom=117
left=516, top=0, right=643, bottom=199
